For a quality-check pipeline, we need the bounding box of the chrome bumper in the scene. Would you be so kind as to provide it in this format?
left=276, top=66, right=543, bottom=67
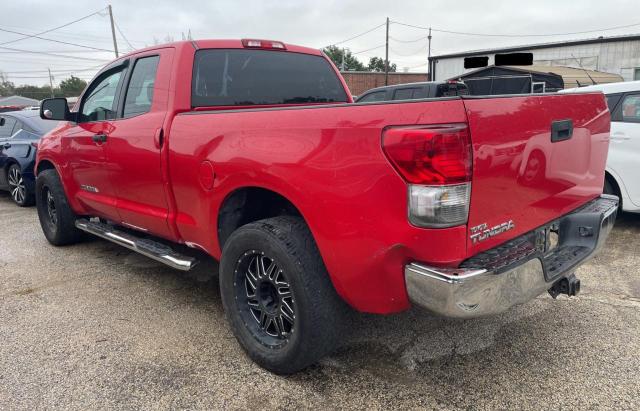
left=405, top=195, right=618, bottom=318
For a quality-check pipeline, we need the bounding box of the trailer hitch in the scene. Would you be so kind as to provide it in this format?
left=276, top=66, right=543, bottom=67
left=548, top=273, right=581, bottom=299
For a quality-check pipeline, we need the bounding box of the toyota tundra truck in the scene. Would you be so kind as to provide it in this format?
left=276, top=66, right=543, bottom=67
left=36, top=39, right=617, bottom=374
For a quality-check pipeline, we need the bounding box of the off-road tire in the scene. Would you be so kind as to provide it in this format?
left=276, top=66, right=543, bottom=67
left=220, top=216, right=347, bottom=374
left=35, top=169, right=84, bottom=246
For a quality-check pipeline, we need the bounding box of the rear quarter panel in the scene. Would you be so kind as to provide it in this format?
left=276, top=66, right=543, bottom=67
left=168, top=99, right=468, bottom=313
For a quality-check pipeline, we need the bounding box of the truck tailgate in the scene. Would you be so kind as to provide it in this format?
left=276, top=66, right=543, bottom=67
left=463, top=93, right=610, bottom=256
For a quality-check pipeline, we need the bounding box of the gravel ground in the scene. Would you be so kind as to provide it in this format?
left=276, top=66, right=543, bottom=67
left=1, top=191, right=639, bottom=410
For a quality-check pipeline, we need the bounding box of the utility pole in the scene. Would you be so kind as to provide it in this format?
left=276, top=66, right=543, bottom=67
left=384, top=17, right=389, bottom=85
left=47, top=68, right=54, bottom=98
left=427, top=27, right=432, bottom=80
left=108, top=5, right=119, bottom=58
left=341, top=47, right=346, bottom=71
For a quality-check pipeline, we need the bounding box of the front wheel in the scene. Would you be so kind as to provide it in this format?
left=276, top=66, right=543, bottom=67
left=35, top=169, right=84, bottom=246
left=220, top=216, right=347, bottom=374
left=7, top=164, right=34, bottom=207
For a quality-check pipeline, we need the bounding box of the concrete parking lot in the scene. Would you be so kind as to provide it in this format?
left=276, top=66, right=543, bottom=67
left=1, top=191, right=639, bottom=410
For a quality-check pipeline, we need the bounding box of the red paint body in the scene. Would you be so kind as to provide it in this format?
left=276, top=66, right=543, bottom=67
left=37, top=40, right=610, bottom=314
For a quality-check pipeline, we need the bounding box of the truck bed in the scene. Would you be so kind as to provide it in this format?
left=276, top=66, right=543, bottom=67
left=167, top=92, right=609, bottom=312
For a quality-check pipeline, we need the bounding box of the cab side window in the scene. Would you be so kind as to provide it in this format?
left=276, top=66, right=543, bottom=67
left=80, top=68, right=124, bottom=122
left=123, top=56, right=160, bottom=118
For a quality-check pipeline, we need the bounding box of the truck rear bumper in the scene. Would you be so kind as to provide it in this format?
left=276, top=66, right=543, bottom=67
left=405, top=194, right=618, bottom=318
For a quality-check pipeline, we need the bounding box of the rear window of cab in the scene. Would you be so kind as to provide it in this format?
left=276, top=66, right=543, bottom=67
left=192, top=49, right=348, bottom=107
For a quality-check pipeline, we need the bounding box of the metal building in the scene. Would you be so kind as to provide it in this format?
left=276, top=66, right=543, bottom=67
left=429, top=34, right=640, bottom=83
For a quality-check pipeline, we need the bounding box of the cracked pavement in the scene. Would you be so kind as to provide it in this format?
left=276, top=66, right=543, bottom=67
left=1, top=191, right=639, bottom=409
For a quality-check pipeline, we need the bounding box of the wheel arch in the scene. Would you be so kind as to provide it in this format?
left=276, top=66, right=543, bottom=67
left=215, top=184, right=354, bottom=312
left=217, top=185, right=306, bottom=251
left=35, top=158, right=58, bottom=175
left=604, top=169, right=623, bottom=208
left=3, top=156, right=19, bottom=173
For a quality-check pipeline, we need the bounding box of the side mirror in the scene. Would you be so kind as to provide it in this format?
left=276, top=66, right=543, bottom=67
left=40, top=98, right=71, bottom=121
left=0, top=117, right=4, bottom=126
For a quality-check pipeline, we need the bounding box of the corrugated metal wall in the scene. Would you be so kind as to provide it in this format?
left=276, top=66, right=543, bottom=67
left=433, top=39, right=640, bottom=83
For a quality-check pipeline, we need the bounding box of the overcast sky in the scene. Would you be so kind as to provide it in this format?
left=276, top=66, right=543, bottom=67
left=1, top=0, right=639, bottom=86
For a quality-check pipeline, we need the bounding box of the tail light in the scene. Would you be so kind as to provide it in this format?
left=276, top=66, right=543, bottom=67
left=241, top=39, right=286, bottom=50
left=382, top=124, right=472, bottom=228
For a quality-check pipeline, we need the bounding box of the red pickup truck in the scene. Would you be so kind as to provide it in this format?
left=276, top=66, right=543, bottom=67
left=36, top=39, right=617, bottom=374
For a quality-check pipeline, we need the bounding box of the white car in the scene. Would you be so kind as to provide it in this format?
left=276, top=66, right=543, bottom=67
left=561, top=81, right=640, bottom=213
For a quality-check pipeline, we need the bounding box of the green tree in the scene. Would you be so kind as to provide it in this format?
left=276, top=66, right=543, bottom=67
left=0, top=71, right=15, bottom=96
left=322, top=45, right=365, bottom=71
left=59, top=75, right=87, bottom=97
left=13, top=84, right=54, bottom=101
left=367, top=57, right=397, bottom=73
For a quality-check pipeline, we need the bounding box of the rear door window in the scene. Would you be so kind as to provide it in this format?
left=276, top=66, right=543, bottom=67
left=123, top=55, right=160, bottom=118
left=436, top=83, right=469, bottom=97
left=192, top=49, right=348, bottom=107
left=412, top=87, right=428, bottom=99
left=619, top=94, right=640, bottom=123
left=606, top=93, right=623, bottom=118
left=0, top=116, right=17, bottom=138
left=357, top=91, right=387, bottom=102
left=392, top=88, right=416, bottom=100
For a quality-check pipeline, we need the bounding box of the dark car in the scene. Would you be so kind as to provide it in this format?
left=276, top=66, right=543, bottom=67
left=355, top=81, right=468, bottom=103
left=0, top=110, right=59, bottom=206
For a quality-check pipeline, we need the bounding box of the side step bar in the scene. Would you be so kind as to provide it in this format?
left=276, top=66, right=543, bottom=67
left=75, top=219, right=198, bottom=271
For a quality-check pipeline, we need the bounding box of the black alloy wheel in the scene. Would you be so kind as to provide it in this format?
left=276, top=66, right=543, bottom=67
left=234, top=250, right=296, bottom=347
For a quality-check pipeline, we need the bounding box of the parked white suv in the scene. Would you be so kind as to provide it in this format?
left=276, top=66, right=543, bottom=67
left=561, top=81, right=640, bottom=213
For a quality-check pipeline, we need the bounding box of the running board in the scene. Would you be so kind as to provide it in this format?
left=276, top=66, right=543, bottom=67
left=75, top=219, right=198, bottom=271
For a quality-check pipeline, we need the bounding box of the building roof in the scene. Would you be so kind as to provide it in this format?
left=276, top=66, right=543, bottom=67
left=560, top=80, right=640, bottom=94
left=0, top=95, right=39, bottom=106
left=508, top=65, right=623, bottom=88
left=455, top=64, right=623, bottom=90
left=432, top=33, right=640, bottom=60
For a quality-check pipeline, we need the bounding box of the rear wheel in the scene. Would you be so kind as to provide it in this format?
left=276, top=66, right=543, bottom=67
left=35, top=169, right=84, bottom=246
left=220, top=216, right=346, bottom=374
left=7, top=164, right=34, bottom=207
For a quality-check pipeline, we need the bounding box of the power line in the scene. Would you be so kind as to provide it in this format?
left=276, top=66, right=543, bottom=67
left=2, top=65, right=105, bottom=74
left=352, top=44, right=386, bottom=55
left=0, top=49, right=113, bottom=54
left=114, top=20, right=135, bottom=51
left=0, top=23, right=148, bottom=46
left=391, top=19, right=640, bottom=38
left=327, top=23, right=386, bottom=47
left=7, top=74, right=95, bottom=79
left=389, top=35, right=429, bottom=43
left=403, top=62, right=428, bottom=69
left=390, top=46, right=427, bottom=57
left=0, top=45, right=111, bottom=62
left=0, top=27, right=113, bottom=52
left=0, top=8, right=108, bottom=46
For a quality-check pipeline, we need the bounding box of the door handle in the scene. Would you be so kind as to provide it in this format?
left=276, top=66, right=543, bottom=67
left=551, top=119, right=573, bottom=142
left=2, top=142, right=10, bottom=149
left=92, top=134, right=107, bottom=143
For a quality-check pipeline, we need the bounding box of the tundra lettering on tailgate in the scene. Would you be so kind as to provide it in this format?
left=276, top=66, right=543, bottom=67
left=469, top=220, right=515, bottom=244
